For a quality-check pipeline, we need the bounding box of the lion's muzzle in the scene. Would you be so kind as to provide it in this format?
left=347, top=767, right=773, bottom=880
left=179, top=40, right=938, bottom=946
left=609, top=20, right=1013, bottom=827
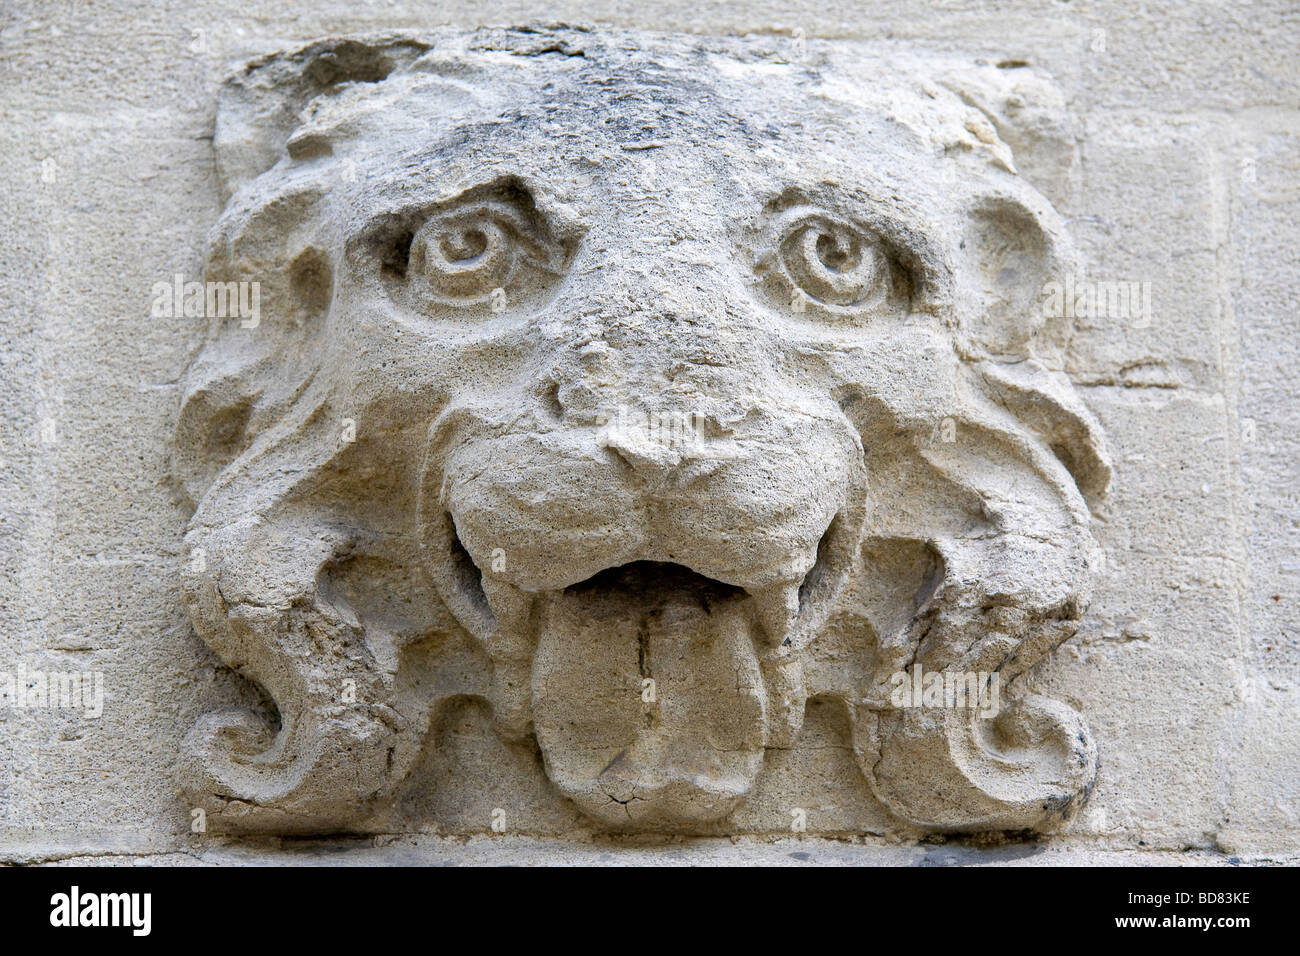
left=418, top=385, right=866, bottom=827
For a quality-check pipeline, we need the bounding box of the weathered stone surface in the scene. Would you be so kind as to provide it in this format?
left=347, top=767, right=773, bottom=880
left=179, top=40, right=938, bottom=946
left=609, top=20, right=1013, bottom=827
left=0, top=5, right=1296, bottom=864
left=166, top=26, right=1109, bottom=836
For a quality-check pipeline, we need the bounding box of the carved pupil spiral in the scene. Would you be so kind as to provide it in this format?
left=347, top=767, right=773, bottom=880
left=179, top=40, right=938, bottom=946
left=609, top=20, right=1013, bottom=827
left=780, top=219, right=886, bottom=307
left=412, top=205, right=517, bottom=301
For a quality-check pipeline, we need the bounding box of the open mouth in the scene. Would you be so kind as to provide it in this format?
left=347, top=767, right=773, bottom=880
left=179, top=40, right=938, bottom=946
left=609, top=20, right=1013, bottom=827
left=421, top=510, right=854, bottom=828
left=563, top=560, right=747, bottom=627
left=564, top=560, right=781, bottom=648
left=433, top=510, right=851, bottom=652
left=431, top=522, right=847, bottom=665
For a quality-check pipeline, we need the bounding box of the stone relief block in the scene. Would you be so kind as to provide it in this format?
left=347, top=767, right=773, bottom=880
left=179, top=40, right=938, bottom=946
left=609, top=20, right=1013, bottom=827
left=171, top=25, right=1112, bottom=835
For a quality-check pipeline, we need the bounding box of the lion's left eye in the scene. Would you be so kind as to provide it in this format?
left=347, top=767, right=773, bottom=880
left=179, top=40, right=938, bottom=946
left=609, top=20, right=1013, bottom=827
left=775, top=215, right=894, bottom=309
left=410, top=202, right=547, bottom=303
left=372, top=181, right=573, bottom=315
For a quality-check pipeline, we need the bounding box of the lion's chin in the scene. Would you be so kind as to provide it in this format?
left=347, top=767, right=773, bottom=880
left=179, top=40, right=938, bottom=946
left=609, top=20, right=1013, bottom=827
left=529, top=562, right=770, bottom=830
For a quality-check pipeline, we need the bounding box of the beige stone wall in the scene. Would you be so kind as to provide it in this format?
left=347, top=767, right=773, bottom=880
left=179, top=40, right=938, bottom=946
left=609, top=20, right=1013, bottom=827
left=1, top=0, right=1296, bottom=861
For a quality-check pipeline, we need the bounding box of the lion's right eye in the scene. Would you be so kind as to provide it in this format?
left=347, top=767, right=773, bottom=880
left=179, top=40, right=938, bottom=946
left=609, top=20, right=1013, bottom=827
left=777, top=214, right=892, bottom=309
left=373, top=181, right=573, bottom=315
left=753, top=200, right=918, bottom=320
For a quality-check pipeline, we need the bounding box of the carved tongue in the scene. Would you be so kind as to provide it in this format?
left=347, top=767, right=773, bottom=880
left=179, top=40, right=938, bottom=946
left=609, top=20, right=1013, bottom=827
left=531, top=562, right=767, bottom=829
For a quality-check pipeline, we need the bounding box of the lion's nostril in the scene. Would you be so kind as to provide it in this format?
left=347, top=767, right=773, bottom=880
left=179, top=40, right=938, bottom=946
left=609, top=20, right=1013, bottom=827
left=538, top=380, right=565, bottom=422
left=604, top=441, right=639, bottom=475
left=600, top=431, right=685, bottom=481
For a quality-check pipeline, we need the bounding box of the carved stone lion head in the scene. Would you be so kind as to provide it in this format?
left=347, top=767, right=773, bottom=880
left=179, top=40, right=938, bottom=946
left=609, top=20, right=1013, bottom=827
left=174, top=26, right=1110, bottom=834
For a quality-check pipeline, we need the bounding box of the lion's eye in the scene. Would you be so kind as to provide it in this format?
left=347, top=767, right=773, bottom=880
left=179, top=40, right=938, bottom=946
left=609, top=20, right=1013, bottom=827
left=373, top=181, right=573, bottom=315
left=778, top=216, right=891, bottom=308
left=411, top=202, right=543, bottom=303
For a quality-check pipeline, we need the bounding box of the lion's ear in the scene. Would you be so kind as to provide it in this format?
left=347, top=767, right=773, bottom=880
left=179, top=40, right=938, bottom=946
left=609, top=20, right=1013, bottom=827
left=935, top=61, right=1079, bottom=208
left=214, top=34, right=431, bottom=199
left=174, top=186, right=333, bottom=506
left=954, top=195, right=1111, bottom=504
left=957, top=190, right=1075, bottom=362
left=935, top=60, right=1083, bottom=363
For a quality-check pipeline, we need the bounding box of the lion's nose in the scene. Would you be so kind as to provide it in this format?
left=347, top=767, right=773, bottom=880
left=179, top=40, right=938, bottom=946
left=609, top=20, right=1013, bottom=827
left=599, top=423, right=687, bottom=481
